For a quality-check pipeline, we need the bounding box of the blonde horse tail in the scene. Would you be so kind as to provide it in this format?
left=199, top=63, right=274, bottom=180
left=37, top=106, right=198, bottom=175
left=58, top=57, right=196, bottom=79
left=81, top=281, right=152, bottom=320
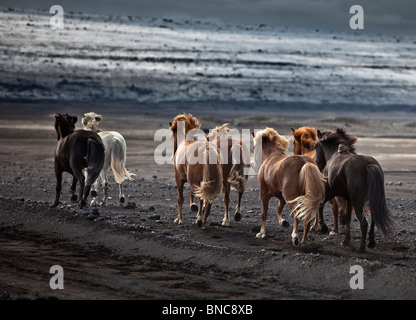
left=110, top=137, right=135, bottom=184
left=195, top=145, right=223, bottom=203
left=227, top=144, right=247, bottom=194
left=289, top=162, right=325, bottom=223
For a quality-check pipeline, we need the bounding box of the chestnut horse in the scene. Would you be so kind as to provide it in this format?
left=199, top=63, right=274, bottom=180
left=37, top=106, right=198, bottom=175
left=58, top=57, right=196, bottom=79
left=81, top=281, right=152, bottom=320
left=315, top=128, right=395, bottom=252
left=292, top=126, right=347, bottom=235
left=53, top=113, right=105, bottom=208
left=169, top=113, right=223, bottom=228
left=254, top=128, right=325, bottom=246
left=207, top=124, right=250, bottom=226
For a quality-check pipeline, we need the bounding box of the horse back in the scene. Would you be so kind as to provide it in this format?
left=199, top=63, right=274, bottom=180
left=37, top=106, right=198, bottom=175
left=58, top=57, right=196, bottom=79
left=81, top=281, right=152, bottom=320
left=259, top=154, right=312, bottom=195
left=55, top=130, right=103, bottom=170
left=328, top=154, right=382, bottom=199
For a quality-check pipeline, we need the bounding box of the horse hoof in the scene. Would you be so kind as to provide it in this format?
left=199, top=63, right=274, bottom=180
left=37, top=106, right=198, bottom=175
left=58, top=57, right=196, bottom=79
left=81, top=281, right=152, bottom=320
left=320, top=224, right=330, bottom=234
left=174, top=218, right=182, bottom=224
left=281, top=220, right=289, bottom=228
left=70, top=194, right=78, bottom=202
left=190, top=203, right=198, bottom=212
left=90, top=200, right=98, bottom=207
left=234, top=212, right=241, bottom=222
left=329, top=231, right=338, bottom=236
left=292, top=237, right=300, bottom=247
left=90, top=190, right=97, bottom=197
left=222, top=220, right=230, bottom=227
left=255, top=232, right=265, bottom=239
left=120, top=196, right=125, bottom=204
left=367, top=240, right=376, bottom=249
left=79, top=199, right=87, bottom=209
left=197, top=220, right=203, bottom=228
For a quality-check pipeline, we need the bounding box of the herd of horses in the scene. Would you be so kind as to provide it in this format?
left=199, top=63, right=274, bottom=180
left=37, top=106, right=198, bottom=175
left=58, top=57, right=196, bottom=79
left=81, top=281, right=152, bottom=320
left=53, top=112, right=395, bottom=253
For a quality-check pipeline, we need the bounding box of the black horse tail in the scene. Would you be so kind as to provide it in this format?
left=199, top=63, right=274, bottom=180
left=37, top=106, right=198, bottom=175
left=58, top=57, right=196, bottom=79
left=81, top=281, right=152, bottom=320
left=84, top=137, right=105, bottom=174
left=366, top=164, right=395, bottom=236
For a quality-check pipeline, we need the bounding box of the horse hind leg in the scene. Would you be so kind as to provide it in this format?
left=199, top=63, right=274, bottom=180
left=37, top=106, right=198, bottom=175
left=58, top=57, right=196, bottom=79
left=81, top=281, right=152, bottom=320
left=368, top=220, right=376, bottom=249
left=83, top=168, right=102, bottom=208
left=287, top=201, right=300, bottom=247
left=118, top=182, right=125, bottom=204
left=70, top=176, right=78, bottom=202
left=342, top=201, right=353, bottom=247
left=90, top=176, right=100, bottom=207
left=174, top=179, right=185, bottom=224
left=100, top=170, right=108, bottom=206
left=234, top=191, right=243, bottom=222
left=222, top=181, right=231, bottom=227
left=201, top=201, right=212, bottom=229
left=53, top=168, right=63, bottom=207
left=256, top=193, right=270, bottom=239
left=73, top=169, right=86, bottom=208
left=188, top=189, right=198, bottom=212
left=275, top=197, right=289, bottom=228
left=354, top=205, right=368, bottom=253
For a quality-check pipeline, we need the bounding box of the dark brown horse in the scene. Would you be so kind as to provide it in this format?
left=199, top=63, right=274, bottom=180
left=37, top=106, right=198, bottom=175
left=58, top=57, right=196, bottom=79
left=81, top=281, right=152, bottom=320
left=254, top=128, right=325, bottom=247
left=315, top=128, right=395, bottom=252
left=53, top=113, right=105, bottom=208
left=292, top=126, right=348, bottom=234
left=207, top=124, right=250, bottom=226
left=169, top=113, right=223, bottom=228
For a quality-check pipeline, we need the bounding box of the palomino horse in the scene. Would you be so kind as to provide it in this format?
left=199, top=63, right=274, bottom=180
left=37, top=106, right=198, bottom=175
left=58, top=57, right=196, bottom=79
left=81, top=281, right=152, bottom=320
left=169, top=113, right=223, bottom=228
left=82, top=112, right=135, bottom=206
left=253, top=128, right=325, bottom=246
left=207, top=124, right=250, bottom=226
left=315, top=128, right=395, bottom=252
left=292, top=126, right=348, bottom=235
left=53, top=113, right=105, bottom=208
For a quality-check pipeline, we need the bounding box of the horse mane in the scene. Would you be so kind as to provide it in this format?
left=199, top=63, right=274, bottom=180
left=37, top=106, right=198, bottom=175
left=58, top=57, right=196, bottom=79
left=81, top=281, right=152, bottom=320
left=321, top=128, right=357, bottom=153
left=255, top=127, right=289, bottom=152
left=169, top=113, right=201, bottom=133
left=207, top=123, right=230, bottom=139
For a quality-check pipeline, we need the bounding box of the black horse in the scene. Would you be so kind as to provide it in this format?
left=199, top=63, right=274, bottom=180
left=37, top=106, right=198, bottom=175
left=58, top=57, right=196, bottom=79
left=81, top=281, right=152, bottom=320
left=315, top=128, right=395, bottom=252
left=53, top=113, right=105, bottom=208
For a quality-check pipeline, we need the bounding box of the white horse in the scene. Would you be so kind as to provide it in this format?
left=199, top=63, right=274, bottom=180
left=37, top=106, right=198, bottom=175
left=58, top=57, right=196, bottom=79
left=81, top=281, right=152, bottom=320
left=81, top=112, right=135, bottom=206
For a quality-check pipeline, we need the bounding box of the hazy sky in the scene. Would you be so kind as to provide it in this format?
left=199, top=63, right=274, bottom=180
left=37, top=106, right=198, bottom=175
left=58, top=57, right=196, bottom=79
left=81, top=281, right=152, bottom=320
left=3, top=0, right=416, bottom=35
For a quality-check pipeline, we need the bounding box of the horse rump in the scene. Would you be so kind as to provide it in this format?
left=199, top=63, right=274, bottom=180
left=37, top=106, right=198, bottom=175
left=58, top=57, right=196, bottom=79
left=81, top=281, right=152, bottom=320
left=366, top=164, right=395, bottom=236
left=110, top=136, right=135, bottom=184
left=194, top=145, right=223, bottom=203
left=84, top=137, right=105, bottom=176
left=289, top=162, right=325, bottom=224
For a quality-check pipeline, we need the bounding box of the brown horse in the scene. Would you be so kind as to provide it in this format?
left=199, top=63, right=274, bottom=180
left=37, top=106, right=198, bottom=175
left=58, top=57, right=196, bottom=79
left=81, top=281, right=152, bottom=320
left=254, top=128, right=325, bottom=246
left=207, top=124, right=250, bottom=226
left=169, top=113, right=223, bottom=228
left=53, top=113, right=105, bottom=208
left=292, top=126, right=347, bottom=234
left=315, top=128, right=395, bottom=252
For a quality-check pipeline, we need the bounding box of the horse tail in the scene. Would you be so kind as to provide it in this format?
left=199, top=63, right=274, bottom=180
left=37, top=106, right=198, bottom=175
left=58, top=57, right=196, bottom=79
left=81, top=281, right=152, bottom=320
left=194, top=145, right=223, bottom=203
left=110, top=137, right=135, bottom=184
left=366, top=164, right=395, bottom=236
left=85, top=137, right=105, bottom=174
left=289, top=162, right=325, bottom=224
left=228, top=144, right=248, bottom=194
